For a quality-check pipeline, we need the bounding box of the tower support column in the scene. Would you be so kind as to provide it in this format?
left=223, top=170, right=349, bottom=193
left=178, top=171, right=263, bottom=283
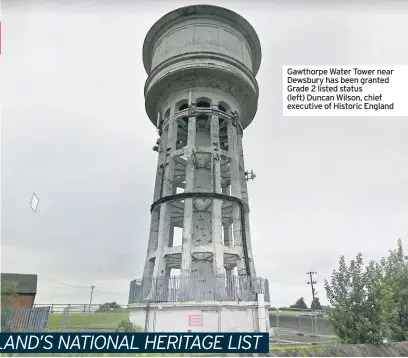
left=142, top=128, right=169, bottom=286
left=150, top=118, right=178, bottom=299
left=228, top=120, right=246, bottom=275
left=237, top=132, right=257, bottom=278
left=222, top=186, right=233, bottom=247
left=181, top=114, right=196, bottom=276
left=211, top=111, right=224, bottom=277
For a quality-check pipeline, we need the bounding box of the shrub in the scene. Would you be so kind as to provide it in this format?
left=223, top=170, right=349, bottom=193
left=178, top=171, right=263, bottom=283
left=115, top=319, right=141, bottom=332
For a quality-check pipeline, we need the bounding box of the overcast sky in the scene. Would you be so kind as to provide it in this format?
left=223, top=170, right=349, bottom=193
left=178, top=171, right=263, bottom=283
left=2, top=0, right=408, bottom=307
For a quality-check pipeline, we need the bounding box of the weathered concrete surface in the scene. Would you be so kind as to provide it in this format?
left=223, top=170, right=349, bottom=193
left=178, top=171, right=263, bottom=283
left=218, top=341, right=408, bottom=357
left=130, top=301, right=261, bottom=332
left=129, top=4, right=270, bottom=334
left=138, top=4, right=264, bottom=293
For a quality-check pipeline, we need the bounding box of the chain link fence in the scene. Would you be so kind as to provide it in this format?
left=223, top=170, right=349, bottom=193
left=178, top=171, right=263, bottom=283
left=31, top=304, right=132, bottom=332
left=269, top=308, right=337, bottom=346
left=5, top=303, right=338, bottom=343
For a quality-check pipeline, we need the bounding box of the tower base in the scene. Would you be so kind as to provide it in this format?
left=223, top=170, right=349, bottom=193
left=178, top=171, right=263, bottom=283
left=129, top=301, right=271, bottom=333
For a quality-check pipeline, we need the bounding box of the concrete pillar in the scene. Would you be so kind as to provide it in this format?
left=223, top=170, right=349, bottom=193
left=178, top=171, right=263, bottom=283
left=236, top=132, right=256, bottom=277
left=257, top=293, right=267, bottom=332
left=151, top=118, right=178, bottom=282
left=243, top=213, right=257, bottom=277
left=142, top=128, right=169, bottom=282
left=227, top=120, right=245, bottom=275
left=223, top=224, right=233, bottom=247
left=211, top=112, right=224, bottom=276
left=225, top=267, right=233, bottom=299
left=168, top=225, right=174, bottom=248
left=181, top=114, right=196, bottom=276
left=222, top=186, right=232, bottom=247
left=237, top=129, right=249, bottom=206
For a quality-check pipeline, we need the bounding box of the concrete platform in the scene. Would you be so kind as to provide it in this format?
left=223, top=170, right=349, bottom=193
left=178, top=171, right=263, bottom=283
left=129, top=301, right=270, bottom=332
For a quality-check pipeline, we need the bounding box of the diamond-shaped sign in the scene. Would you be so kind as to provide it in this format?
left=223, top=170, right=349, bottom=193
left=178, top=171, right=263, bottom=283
left=30, top=193, right=39, bottom=212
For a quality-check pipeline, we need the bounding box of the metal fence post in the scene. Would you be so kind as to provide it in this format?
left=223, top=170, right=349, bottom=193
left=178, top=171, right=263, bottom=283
left=62, top=307, right=69, bottom=331
left=106, top=310, right=110, bottom=332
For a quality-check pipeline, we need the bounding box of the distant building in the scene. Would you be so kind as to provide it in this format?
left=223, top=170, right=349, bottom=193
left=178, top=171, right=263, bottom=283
left=1, top=273, right=38, bottom=307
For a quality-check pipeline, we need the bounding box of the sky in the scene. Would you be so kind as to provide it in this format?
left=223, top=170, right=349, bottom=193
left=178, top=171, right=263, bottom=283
left=1, top=0, right=408, bottom=308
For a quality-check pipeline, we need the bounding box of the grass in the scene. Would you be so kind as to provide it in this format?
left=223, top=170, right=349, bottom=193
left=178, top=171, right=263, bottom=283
left=1, top=345, right=328, bottom=357
left=269, top=309, right=302, bottom=316
left=46, top=311, right=130, bottom=330
left=270, top=344, right=325, bottom=350
left=269, top=309, right=325, bottom=317
left=0, top=354, right=185, bottom=357
left=0, top=354, right=186, bottom=357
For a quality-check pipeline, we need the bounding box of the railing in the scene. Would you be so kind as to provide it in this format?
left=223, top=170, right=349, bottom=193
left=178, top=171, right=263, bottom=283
left=9, top=305, right=131, bottom=332
left=1, top=306, right=50, bottom=332
left=33, top=303, right=125, bottom=313
left=165, top=107, right=244, bottom=134
left=269, top=308, right=337, bottom=346
left=128, top=275, right=270, bottom=304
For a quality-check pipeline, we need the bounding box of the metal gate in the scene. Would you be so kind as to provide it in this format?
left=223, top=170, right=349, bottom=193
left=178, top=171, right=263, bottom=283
left=1, top=306, right=50, bottom=332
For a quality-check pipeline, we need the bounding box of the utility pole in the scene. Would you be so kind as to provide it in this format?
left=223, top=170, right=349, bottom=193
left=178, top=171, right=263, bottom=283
left=306, top=271, right=318, bottom=336
left=89, top=285, right=96, bottom=312
left=306, top=271, right=317, bottom=308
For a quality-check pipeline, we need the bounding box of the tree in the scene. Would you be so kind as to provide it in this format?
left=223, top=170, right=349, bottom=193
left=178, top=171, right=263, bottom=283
left=1, top=281, right=19, bottom=332
left=324, top=240, right=408, bottom=344
left=290, top=297, right=308, bottom=309
left=379, top=239, right=408, bottom=341
left=96, top=302, right=122, bottom=312
left=311, top=297, right=322, bottom=310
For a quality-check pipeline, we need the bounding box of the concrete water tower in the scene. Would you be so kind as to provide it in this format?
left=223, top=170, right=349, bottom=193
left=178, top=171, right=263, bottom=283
left=128, top=4, right=270, bottom=332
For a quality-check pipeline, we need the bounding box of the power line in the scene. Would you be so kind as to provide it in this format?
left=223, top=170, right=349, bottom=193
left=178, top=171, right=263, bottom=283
left=40, top=276, right=129, bottom=295
left=41, top=277, right=90, bottom=290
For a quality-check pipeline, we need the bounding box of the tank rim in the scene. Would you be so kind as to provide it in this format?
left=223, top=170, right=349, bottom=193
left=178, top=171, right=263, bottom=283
left=142, top=5, right=262, bottom=76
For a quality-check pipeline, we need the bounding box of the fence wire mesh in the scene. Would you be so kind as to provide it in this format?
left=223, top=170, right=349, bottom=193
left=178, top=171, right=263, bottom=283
left=129, top=275, right=270, bottom=303
left=30, top=304, right=132, bottom=332
left=1, top=306, right=50, bottom=332
left=269, top=308, right=337, bottom=346
left=3, top=303, right=338, bottom=345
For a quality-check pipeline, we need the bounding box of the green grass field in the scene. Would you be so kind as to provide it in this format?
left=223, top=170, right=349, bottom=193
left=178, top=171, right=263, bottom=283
left=46, top=311, right=130, bottom=331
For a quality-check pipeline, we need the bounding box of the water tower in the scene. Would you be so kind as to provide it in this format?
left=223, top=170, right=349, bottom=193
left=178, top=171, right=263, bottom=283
left=128, top=4, right=270, bottom=332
